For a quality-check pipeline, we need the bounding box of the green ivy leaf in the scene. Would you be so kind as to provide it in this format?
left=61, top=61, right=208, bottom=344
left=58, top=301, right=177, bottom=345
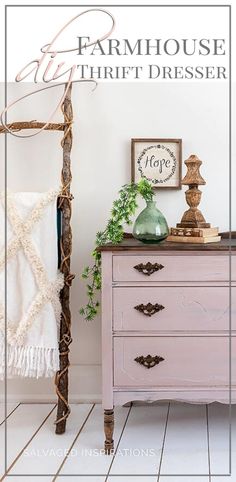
left=80, top=180, right=154, bottom=321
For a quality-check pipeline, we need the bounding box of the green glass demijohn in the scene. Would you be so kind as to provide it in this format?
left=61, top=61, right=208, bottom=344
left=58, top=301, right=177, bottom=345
left=133, top=200, right=169, bottom=244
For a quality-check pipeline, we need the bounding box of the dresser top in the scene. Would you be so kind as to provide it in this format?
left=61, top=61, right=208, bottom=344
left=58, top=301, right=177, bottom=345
left=98, top=236, right=236, bottom=252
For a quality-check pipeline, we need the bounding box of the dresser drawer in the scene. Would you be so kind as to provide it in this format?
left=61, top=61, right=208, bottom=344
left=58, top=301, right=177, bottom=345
left=114, top=336, right=235, bottom=388
left=113, top=287, right=235, bottom=332
left=113, top=255, right=233, bottom=282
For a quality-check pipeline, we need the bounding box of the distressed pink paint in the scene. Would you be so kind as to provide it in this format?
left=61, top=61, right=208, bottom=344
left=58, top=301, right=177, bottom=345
left=113, top=254, right=235, bottom=283
left=113, top=286, right=236, bottom=332
left=113, top=336, right=234, bottom=388
left=101, top=249, right=236, bottom=410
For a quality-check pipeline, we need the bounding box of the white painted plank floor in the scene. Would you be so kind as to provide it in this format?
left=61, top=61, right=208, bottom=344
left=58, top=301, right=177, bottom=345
left=0, top=402, right=234, bottom=482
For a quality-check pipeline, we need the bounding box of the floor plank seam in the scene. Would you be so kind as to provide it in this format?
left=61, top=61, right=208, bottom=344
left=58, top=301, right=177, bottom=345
left=105, top=402, right=133, bottom=482
left=52, top=403, right=95, bottom=481
left=1, top=404, right=57, bottom=480
left=0, top=403, right=21, bottom=428
left=1, top=402, right=233, bottom=480
left=157, top=402, right=170, bottom=482
left=1, top=403, right=22, bottom=477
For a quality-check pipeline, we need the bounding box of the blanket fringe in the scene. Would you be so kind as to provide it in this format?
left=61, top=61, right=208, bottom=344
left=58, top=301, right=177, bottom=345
left=0, top=343, right=59, bottom=379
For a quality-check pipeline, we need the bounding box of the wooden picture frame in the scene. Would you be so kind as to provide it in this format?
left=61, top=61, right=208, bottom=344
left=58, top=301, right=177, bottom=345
left=131, top=138, right=182, bottom=189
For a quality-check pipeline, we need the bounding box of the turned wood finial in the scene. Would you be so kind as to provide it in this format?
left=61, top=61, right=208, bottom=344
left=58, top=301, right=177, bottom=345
left=181, top=154, right=206, bottom=186
left=177, top=154, right=210, bottom=228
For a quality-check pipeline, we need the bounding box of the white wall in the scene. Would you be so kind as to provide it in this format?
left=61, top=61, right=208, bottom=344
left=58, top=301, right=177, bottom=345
left=0, top=81, right=235, bottom=401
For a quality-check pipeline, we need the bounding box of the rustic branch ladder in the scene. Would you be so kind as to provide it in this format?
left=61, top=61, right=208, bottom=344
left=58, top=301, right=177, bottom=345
left=0, top=83, right=74, bottom=434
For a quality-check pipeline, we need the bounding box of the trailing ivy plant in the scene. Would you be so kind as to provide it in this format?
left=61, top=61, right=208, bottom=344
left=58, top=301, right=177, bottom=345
left=80, top=179, right=154, bottom=321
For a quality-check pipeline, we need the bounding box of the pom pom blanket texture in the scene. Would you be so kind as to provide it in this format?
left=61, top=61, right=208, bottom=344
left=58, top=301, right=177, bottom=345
left=0, top=189, right=64, bottom=378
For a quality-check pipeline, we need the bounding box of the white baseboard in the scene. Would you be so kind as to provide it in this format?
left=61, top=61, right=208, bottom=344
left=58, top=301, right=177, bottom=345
left=0, top=364, right=102, bottom=403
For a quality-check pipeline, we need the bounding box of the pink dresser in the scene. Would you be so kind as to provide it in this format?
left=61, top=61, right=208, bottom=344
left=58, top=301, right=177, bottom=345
left=99, top=237, right=236, bottom=453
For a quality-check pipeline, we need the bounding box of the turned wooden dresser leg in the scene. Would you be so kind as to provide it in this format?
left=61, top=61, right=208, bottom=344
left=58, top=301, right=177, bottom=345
left=104, top=409, right=114, bottom=454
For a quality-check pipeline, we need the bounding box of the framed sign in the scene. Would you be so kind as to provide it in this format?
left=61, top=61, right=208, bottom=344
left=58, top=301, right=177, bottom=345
left=131, top=138, right=182, bottom=189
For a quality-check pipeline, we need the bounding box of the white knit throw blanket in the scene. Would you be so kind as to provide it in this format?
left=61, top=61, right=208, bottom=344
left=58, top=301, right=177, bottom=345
left=0, top=189, right=64, bottom=379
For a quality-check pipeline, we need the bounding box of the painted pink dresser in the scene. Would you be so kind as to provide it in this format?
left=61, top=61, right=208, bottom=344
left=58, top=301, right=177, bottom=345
left=99, top=237, right=236, bottom=453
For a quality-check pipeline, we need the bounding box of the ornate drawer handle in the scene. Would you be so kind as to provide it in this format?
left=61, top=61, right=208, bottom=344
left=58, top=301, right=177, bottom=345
left=134, top=302, right=165, bottom=317
left=134, top=354, right=164, bottom=369
left=133, top=262, right=164, bottom=276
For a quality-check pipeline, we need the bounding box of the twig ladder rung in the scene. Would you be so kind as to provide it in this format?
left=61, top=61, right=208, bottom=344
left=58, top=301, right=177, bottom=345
left=1, top=83, right=74, bottom=434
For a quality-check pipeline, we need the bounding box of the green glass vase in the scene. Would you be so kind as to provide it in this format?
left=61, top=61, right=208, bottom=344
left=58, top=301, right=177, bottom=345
left=133, top=200, right=169, bottom=244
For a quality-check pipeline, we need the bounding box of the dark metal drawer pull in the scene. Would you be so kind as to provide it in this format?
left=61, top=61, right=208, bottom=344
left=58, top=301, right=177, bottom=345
left=133, top=262, right=164, bottom=276
left=134, top=354, right=164, bottom=369
left=134, top=302, right=165, bottom=317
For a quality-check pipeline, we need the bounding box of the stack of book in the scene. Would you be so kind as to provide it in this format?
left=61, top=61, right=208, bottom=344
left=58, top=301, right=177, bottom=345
left=167, top=227, right=221, bottom=243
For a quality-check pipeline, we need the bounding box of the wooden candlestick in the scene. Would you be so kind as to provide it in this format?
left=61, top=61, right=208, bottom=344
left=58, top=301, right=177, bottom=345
left=177, top=154, right=210, bottom=228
